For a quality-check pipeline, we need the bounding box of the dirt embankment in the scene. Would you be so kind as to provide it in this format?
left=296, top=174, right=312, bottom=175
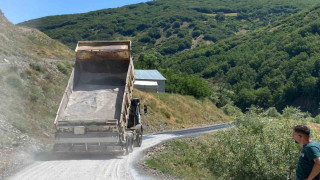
left=0, top=115, right=50, bottom=179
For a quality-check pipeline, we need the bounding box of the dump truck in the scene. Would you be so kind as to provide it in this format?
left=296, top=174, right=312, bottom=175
left=53, top=41, right=142, bottom=154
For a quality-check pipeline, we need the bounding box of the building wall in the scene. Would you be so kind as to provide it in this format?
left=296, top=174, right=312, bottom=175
left=134, top=81, right=158, bottom=92
left=134, top=84, right=158, bottom=92
left=134, top=79, right=166, bottom=93
left=157, top=80, right=165, bottom=92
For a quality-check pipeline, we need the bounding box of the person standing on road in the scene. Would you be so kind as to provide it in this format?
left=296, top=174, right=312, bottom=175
left=293, top=125, right=320, bottom=180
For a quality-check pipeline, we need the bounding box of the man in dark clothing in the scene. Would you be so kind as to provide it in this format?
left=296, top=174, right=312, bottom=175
left=144, top=104, right=147, bottom=115
left=293, top=125, right=320, bottom=180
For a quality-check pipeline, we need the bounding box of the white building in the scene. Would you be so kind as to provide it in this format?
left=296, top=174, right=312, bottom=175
left=134, top=70, right=166, bottom=92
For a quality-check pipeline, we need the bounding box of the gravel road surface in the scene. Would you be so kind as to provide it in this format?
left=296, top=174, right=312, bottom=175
left=8, top=124, right=229, bottom=180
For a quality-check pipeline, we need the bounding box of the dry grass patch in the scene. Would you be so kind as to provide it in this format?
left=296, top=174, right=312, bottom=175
left=133, top=89, right=231, bottom=134
left=204, top=13, right=238, bottom=17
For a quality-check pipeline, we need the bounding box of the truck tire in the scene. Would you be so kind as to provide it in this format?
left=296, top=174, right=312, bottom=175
left=123, top=140, right=129, bottom=155
left=134, top=132, right=142, bottom=147
left=128, top=133, right=134, bottom=153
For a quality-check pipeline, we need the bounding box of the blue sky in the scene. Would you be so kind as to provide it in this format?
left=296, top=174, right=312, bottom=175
left=1, top=0, right=150, bottom=24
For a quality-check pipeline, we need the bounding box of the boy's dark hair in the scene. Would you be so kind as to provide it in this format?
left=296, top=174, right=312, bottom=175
left=293, top=125, right=310, bottom=136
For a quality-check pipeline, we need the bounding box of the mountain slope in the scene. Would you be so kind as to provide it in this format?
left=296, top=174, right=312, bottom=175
left=0, top=9, right=74, bottom=143
left=166, top=3, right=320, bottom=114
left=0, top=11, right=73, bottom=60
left=18, top=0, right=319, bottom=56
left=0, top=10, right=74, bottom=177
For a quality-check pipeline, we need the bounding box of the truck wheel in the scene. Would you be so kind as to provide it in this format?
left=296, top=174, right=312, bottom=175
left=128, top=133, right=134, bottom=153
left=123, top=140, right=129, bottom=155
left=134, top=133, right=142, bottom=147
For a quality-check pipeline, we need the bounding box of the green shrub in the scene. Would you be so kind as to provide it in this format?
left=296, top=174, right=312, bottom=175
left=192, top=30, right=201, bottom=38
left=30, top=63, right=46, bottom=73
left=215, top=12, right=225, bottom=21
left=210, top=85, right=233, bottom=107
left=56, top=62, right=71, bottom=74
left=221, top=104, right=242, bottom=117
left=311, top=114, right=320, bottom=123
left=146, top=139, right=215, bottom=179
left=282, top=106, right=310, bottom=120
left=206, top=114, right=301, bottom=180
left=64, top=61, right=73, bottom=69
left=263, top=107, right=281, bottom=118
left=29, top=86, right=44, bottom=102
left=139, top=36, right=151, bottom=43
left=5, top=75, right=22, bottom=88
left=162, top=69, right=211, bottom=98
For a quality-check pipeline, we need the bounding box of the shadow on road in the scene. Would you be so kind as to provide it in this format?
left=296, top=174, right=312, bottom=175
left=32, top=151, right=123, bottom=161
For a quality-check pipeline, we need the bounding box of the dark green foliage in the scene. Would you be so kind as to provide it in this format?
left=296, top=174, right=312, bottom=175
left=215, top=12, right=225, bottom=21
left=148, top=28, right=161, bottom=39
left=17, top=0, right=320, bottom=112
left=134, top=51, right=163, bottom=69
left=206, top=110, right=301, bottom=179
left=29, top=63, right=46, bottom=73
left=18, top=0, right=319, bottom=55
left=161, top=69, right=211, bottom=98
left=192, top=30, right=201, bottom=38
left=139, top=36, right=152, bottom=43
left=56, top=61, right=72, bottom=75
left=166, top=3, right=320, bottom=115
left=203, top=34, right=217, bottom=42
left=160, top=36, right=192, bottom=55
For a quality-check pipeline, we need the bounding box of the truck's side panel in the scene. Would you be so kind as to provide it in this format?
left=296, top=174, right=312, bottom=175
left=119, top=59, right=134, bottom=143
left=54, top=68, right=74, bottom=128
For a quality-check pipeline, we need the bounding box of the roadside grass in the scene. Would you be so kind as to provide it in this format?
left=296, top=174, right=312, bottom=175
left=145, top=137, right=216, bottom=180
left=145, top=107, right=320, bottom=180
left=0, top=61, right=72, bottom=145
left=133, top=90, right=231, bottom=133
left=24, top=61, right=72, bottom=141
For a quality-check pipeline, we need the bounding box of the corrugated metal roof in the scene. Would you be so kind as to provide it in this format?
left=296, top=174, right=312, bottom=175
left=135, top=70, right=166, bottom=80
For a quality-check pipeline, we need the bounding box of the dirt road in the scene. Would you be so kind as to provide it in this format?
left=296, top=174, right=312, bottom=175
left=8, top=124, right=229, bottom=180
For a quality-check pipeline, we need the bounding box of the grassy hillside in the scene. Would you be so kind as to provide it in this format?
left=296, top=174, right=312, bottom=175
left=0, top=10, right=74, bottom=177
left=145, top=107, right=320, bottom=179
left=0, top=11, right=73, bottom=60
left=0, top=9, right=74, bottom=143
left=18, top=0, right=319, bottom=56
left=133, top=89, right=231, bottom=134
left=162, top=3, right=320, bottom=115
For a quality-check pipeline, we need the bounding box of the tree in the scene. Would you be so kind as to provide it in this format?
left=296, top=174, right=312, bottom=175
left=134, top=51, right=163, bottom=69
left=215, top=12, right=225, bottom=21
